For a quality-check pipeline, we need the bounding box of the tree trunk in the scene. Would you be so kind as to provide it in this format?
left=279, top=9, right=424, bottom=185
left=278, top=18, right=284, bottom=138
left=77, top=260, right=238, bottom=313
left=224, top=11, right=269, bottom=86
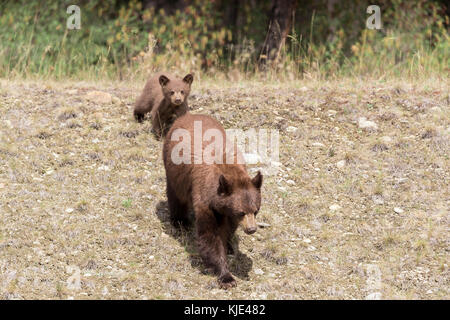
left=258, top=0, right=297, bottom=70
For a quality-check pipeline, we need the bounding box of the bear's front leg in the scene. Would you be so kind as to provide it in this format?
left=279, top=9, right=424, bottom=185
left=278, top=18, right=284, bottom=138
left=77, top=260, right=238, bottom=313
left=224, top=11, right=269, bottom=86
left=195, top=212, right=236, bottom=289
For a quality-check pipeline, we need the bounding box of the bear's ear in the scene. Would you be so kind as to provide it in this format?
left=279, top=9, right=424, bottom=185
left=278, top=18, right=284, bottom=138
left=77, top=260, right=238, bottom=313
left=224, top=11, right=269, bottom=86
left=159, top=75, right=170, bottom=87
left=251, top=171, right=263, bottom=189
left=218, top=174, right=232, bottom=196
left=183, top=73, right=194, bottom=85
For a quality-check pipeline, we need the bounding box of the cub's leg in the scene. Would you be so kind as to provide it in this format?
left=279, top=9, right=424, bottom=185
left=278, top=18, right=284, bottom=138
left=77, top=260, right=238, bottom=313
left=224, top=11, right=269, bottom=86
left=134, top=96, right=152, bottom=122
left=195, top=210, right=236, bottom=289
left=166, top=180, right=189, bottom=227
left=151, top=109, right=163, bottom=138
left=134, top=109, right=146, bottom=122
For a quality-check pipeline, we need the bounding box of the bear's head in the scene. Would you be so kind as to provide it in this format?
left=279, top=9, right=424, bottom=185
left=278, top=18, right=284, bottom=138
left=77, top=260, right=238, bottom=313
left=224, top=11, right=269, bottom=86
left=159, top=73, right=193, bottom=106
left=211, top=171, right=263, bottom=234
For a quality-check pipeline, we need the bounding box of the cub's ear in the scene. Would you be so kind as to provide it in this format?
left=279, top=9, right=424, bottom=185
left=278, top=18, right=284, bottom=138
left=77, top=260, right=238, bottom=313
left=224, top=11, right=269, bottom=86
left=218, top=174, right=232, bottom=196
left=159, top=75, right=170, bottom=87
left=183, top=73, right=194, bottom=85
left=251, top=171, right=263, bottom=189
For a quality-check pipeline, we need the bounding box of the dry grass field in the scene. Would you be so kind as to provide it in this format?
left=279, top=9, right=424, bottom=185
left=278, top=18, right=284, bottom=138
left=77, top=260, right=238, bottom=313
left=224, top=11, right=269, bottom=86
left=0, top=77, right=448, bottom=299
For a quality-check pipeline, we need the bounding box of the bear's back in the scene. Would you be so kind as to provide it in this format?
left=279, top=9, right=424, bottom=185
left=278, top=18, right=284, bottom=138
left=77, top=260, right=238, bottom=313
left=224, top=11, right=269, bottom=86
left=163, top=113, right=249, bottom=204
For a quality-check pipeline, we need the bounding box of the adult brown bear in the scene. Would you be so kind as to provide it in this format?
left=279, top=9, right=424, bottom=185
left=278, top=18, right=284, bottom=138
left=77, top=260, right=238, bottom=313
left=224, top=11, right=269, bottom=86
left=134, top=72, right=193, bottom=138
left=163, top=113, right=263, bottom=289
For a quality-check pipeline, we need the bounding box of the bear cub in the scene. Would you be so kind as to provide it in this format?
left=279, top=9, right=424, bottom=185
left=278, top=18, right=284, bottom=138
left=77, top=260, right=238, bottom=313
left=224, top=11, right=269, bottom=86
left=163, top=113, right=263, bottom=289
left=134, top=72, right=193, bottom=138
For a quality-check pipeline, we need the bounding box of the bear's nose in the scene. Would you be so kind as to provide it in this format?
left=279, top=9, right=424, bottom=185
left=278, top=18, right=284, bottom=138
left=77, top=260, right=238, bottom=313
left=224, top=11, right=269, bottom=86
left=174, top=98, right=182, bottom=105
left=244, top=227, right=257, bottom=235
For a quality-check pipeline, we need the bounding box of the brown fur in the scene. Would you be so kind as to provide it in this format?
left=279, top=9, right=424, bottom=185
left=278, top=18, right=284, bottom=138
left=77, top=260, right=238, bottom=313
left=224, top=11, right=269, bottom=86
left=163, top=113, right=263, bottom=289
left=134, top=72, right=193, bottom=138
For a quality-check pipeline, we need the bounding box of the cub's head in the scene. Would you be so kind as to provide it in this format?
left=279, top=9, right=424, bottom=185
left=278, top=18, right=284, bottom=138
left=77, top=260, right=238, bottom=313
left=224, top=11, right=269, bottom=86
left=212, top=171, right=263, bottom=235
left=159, top=73, right=193, bottom=106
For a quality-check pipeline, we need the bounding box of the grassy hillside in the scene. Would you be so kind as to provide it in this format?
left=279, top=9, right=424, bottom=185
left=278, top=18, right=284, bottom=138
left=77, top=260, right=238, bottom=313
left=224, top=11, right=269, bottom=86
left=0, top=77, right=448, bottom=299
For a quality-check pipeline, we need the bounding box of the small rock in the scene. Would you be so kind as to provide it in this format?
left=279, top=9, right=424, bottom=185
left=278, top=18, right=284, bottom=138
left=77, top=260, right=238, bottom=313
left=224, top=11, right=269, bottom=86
left=394, top=207, right=404, bottom=214
left=395, top=177, right=408, bottom=184
left=329, top=204, right=341, bottom=211
left=111, top=97, right=121, bottom=105
left=327, top=110, right=337, bottom=116
left=381, top=136, right=393, bottom=144
left=311, top=142, right=326, bottom=148
left=336, top=160, right=346, bottom=168
left=256, top=222, right=271, bottom=228
left=430, top=106, right=442, bottom=113
left=303, top=238, right=311, bottom=243
left=372, top=196, right=384, bottom=205
left=97, top=165, right=110, bottom=171
left=65, top=208, right=74, bottom=213
left=85, top=91, right=112, bottom=104
left=271, top=161, right=282, bottom=167
left=286, top=179, right=296, bottom=185
left=254, top=268, right=264, bottom=275
left=366, top=292, right=382, bottom=300
left=286, top=126, right=298, bottom=133
left=91, top=112, right=104, bottom=120
left=358, top=117, right=378, bottom=130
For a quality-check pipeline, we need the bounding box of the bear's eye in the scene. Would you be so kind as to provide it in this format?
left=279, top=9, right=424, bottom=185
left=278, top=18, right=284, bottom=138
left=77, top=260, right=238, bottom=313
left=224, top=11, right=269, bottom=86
left=170, top=91, right=174, bottom=95
left=239, top=212, right=245, bottom=217
left=181, top=90, right=184, bottom=95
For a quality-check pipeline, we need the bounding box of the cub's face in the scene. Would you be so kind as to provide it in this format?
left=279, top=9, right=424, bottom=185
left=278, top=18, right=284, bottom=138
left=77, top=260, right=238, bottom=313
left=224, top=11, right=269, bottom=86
left=213, top=171, right=263, bottom=235
left=159, top=74, right=193, bottom=106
